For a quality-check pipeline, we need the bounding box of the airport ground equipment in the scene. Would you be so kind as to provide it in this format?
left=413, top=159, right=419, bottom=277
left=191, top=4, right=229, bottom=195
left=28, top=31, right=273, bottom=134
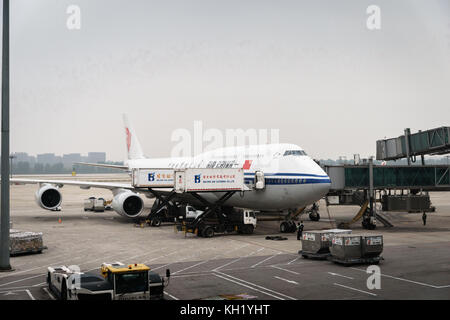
left=176, top=206, right=257, bottom=237
left=328, top=234, right=383, bottom=266
left=299, top=229, right=351, bottom=259
left=83, top=197, right=106, bottom=212
left=47, top=262, right=170, bottom=300
left=144, top=190, right=178, bottom=226
left=9, top=230, right=46, bottom=256
left=132, top=168, right=253, bottom=236
left=381, top=194, right=434, bottom=212
left=361, top=234, right=383, bottom=258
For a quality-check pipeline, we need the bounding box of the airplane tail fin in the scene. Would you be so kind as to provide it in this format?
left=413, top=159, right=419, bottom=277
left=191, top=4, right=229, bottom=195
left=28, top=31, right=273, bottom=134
left=122, top=114, right=145, bottom=160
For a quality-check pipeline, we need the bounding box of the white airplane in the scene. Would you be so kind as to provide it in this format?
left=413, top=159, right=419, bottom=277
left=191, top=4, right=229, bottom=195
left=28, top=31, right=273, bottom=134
left=11, top=115, right=331, bottom=224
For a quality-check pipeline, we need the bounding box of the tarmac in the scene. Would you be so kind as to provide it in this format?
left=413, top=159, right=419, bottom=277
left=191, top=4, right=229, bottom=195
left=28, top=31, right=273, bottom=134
left=1, top=174, right=449, bottom=300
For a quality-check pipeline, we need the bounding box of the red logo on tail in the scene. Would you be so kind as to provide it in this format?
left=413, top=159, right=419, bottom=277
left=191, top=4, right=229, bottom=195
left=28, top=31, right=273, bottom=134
left=243, top=160, right=252, bottom=170
left=125, top=128, right=131, bottom=152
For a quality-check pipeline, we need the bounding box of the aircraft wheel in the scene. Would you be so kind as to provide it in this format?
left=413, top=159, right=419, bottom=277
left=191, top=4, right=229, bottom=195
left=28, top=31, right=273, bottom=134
left=280, top=222, right=289, bottom=233
left=61, top=280, right=67, bottom=301
left=152, top=218, right=162, bottom=227
left=309, top=213, right=320, bottom=221
left=203, top=227, right=214, bottom=238
left=243, top=225, right=254, bottom=234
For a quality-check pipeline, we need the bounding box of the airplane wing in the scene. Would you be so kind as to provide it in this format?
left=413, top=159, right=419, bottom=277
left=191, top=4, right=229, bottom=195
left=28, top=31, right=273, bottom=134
left=73, top=162, right=129, bottom=170
left=11, top=178, right=135, bottom=191
left=10, top=179, right=235, bottom=206
left=10, top=178, right=179, bottom=199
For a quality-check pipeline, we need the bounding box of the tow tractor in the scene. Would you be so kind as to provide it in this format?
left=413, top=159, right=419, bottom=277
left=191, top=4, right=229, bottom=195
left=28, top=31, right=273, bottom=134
left=47, top=262, right=170, bottom=300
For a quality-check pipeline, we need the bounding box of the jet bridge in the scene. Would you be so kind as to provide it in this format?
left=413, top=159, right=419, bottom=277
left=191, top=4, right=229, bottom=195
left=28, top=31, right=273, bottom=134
left=376, top=126, right=450, bottom=164
left=324, top=161, right=449, bottom=229
left=131, top=168, right=250, bottom=227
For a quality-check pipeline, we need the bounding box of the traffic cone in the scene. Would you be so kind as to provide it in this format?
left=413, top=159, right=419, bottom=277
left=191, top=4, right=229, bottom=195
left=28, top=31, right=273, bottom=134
left=58, top=217, right=62, bottom=224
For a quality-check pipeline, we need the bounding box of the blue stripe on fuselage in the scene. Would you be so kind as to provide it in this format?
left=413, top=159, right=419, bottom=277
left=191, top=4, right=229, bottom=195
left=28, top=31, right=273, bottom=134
left=244, top=177, right=331, bottom=185
left=244, top=172, right=329, bottom=178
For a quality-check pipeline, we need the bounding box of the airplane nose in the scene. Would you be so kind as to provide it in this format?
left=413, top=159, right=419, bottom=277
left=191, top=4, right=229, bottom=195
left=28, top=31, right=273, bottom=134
left=313, top=168, right=331, bottom=198
left=313, top=181, right=331, bottom=198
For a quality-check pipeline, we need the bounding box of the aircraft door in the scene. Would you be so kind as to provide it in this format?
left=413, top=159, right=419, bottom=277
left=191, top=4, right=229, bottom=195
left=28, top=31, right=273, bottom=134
left=255, top=171, right=265, bottom=190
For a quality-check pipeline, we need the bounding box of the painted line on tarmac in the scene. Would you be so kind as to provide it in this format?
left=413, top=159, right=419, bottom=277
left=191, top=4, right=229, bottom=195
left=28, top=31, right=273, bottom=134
left=272, top=265, right=300, bottom=275
left=213, top=247, right=265, bottom=271
left=274, top=276, right=299, bottom=285
left=214, top=273, right=285, bottom=300
left=0, top=284, right=44, bottom=291
left=173, top=243, right=251, bottom=275
left=0, top=247, right=130, bottom=281
left=0, top=274, right=46, bottom=288
left=172, top=260, right=211, bottom=275
left=0, top=289, right=28, bottom=294
left=287, top=257, right=300, bottom=264
left=215, top=271, right=296, bottom=300
left=328, top=272, right=354, bottom=280
left=171, top=259, right=307, bottom=278
left=164, top=291, right=179, bottom=300
left=26, top=289, right=36, bottom=300
left=351, top=267, right=450, bottom=289
left=143, top=250, right=183, bottom=266
left=149, top=244, right=222, bottom=272
left=9, top=239, right=98, bottom=269
left=152, top=253, right=201, bottom=271
left=251, top=252, right=282, bottom=268
left=333, top=283, right=377, bottom=297
left=43, top=287, right=56, bottom=300
left=171, top=273, right=209, bottom=279
left=33, top=282, right=46, bottom=287
left=0, top=247, right=163, bottom=288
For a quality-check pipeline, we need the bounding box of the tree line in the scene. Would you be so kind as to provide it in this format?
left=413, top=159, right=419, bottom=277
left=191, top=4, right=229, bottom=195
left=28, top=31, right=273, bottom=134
left=10, top=161, right=125, bottom=175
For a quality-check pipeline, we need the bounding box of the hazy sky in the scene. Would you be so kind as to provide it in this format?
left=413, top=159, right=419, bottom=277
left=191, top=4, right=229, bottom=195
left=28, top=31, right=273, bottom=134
left=2, top=0, right=450, bottom=160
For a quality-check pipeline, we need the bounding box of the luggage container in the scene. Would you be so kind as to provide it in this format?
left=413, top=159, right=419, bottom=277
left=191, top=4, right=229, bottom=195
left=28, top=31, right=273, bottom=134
left=93, top=198, right=105, bottom=212
left=300, top=229, right=352, bottom=259
left=329, top=234, right=362, bottom=261
left=361, top=234, right=383, bottom=258
left=10, top=231, right=45, bottom=256
left=329, top=234, right=383, bottom=265
left=84, top=197, right=105, bottom=212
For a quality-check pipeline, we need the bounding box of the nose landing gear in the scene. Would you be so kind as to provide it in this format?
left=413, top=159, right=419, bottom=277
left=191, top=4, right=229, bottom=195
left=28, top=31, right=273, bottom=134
left=280, top=221, right=297, bottom=233
left=307, top=203, right=320, bottom=221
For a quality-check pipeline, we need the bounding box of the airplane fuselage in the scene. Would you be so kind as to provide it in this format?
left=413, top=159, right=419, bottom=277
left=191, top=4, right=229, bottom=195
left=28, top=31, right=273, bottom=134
left=125, top=144, right=331, bottom=211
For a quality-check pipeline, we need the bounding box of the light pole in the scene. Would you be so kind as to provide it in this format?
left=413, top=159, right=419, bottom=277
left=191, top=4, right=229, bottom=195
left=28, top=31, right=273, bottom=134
left=0, top=0, right=12, bottom=271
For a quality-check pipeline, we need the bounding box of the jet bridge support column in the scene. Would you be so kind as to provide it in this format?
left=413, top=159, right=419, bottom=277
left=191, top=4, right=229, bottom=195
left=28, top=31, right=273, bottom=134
left=362, top=158, right=377, bottom=230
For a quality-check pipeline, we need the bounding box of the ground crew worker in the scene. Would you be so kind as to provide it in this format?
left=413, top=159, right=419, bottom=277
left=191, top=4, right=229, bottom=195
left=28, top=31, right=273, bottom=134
left=297, top=221, right=304, bottom=240
left=422, top=212, right=427, bottom=226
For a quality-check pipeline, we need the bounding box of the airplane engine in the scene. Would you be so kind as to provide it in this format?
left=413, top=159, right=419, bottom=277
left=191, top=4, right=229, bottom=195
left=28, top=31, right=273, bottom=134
left=112, top=190, right=144, bottom=218
left=35, top=184, right=62, bottom=210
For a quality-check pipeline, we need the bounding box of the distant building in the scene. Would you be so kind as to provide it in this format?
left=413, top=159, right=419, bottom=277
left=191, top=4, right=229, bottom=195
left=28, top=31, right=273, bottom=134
left=14, top=152, right=36, bottom=165
left=86, top=152, right=106, bottom=163
left=62, top=153, right=82, bottom=169
left=37, top=153, right=59, bottom=165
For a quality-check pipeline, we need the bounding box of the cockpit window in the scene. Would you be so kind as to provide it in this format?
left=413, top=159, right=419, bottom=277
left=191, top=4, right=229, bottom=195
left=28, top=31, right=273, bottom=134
left=283, top=150, right=307, bottom=156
